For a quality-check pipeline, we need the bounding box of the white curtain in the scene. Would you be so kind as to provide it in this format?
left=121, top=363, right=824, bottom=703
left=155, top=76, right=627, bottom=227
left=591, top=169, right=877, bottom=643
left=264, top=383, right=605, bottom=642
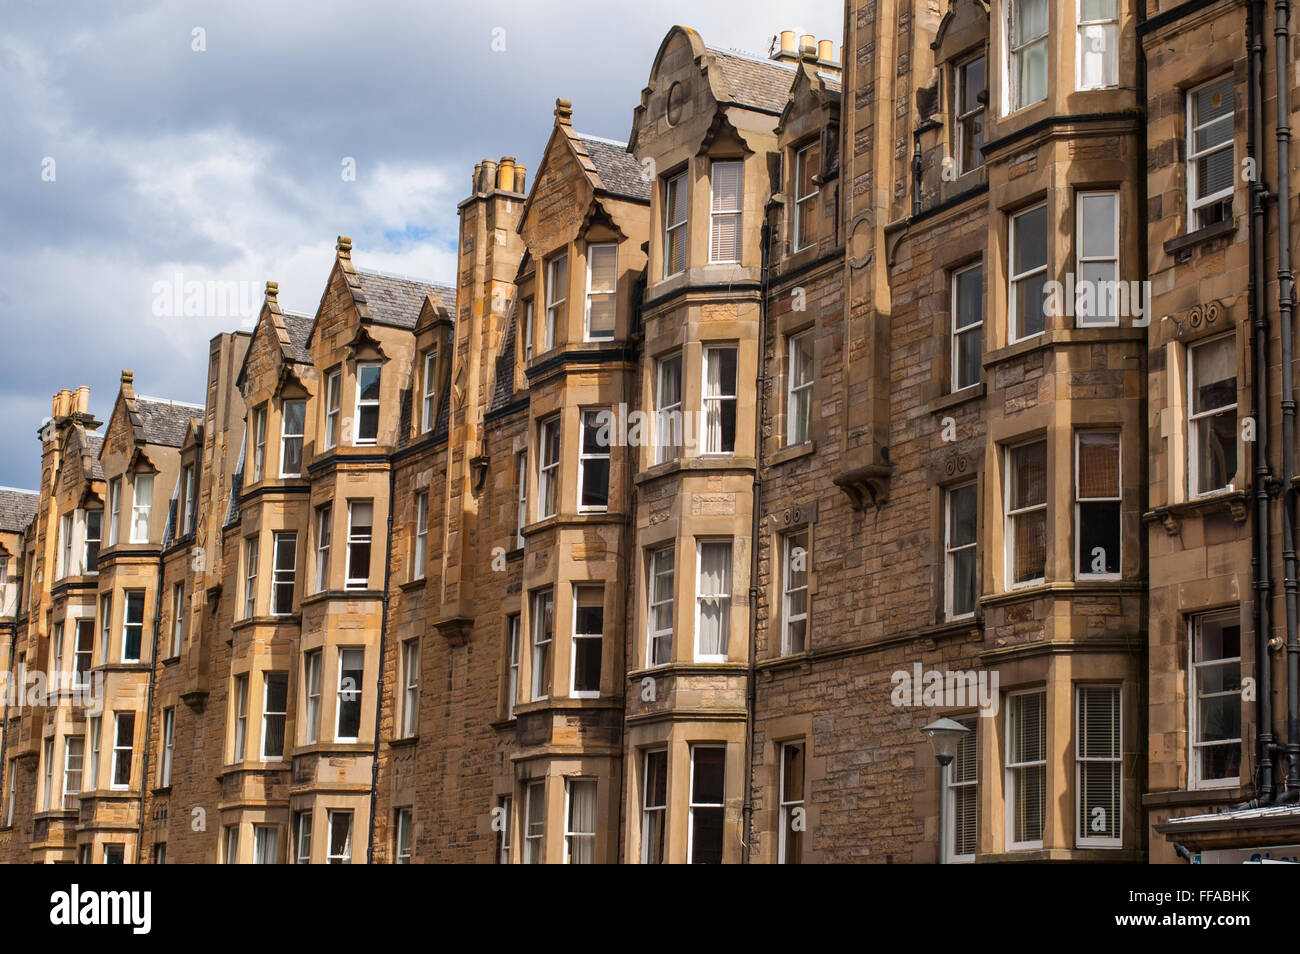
left=569, top=781, right=596, bottom=864
left=697, top=543, right=731, bottom=657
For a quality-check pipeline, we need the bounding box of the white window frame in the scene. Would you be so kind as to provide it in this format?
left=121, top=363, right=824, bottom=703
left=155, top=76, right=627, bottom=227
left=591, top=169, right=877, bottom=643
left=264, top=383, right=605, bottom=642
left=947, top=716, right=978, bottom=862
left=260, top=671, right=288, bottom=761
left=170, top=582, right=185, bottom=657
left=303, top=649, right=323, bottom=745
left=324, top=368, right=342, bottom=449
left=1005, top=689, right=1047, bottom=851
left=43, top=738, right=54, bottom=811
left=1187, top=335, right=1238, bottom=498
left=577, top=409, right=610, bottom=513
left=663, top=171, right=688, bottom=278
left=655, top=353, right=683, bottom=464
left=401, top=638, right=420, bottom=738
left=130, top=473, right=153, bottom=543
left=1009, top=204, right=1048, bottom=343
left=345, top=501, right=373, bottom=590
left=111, top=711, right=135, bottom=791
left=781, top=530, right=809, bottom=655
left=694, top=540, right=732, bottom=663
left=1006, top=0, right=1049, bottom=114
left=160, top=707, right=174, bottom=788
left=584, top=243, right=617, bottom=341
left=1075, top=684, right=1123, bottom=848
left=87, top=717, right=101, bottom=797
left=793, top=143, right=820, bottom=252
left=271, top=531, right=296, bottom=616
left=530, top=589, right=554, bottom=701
left=954, top=55, right=986, bottom=175
left=1005, top=440, right=1048, bottom=589
left=243, top=536, right=258, bottom=619
left=570, top=586, right=603, bottom=699
left=122, top=590, right=144, bottom=664
left=538, top=416, right=560, bottom=520
left=315, top=504, right=331, bottom=593
left=1189, top=610, right=1243, bottom=790
left=778, top=741, right=805, bottom=864
left=524, top=298, right=535, bottom=363
left=786, top=331, right=814, bottom=446
left=524, top=780, right=545, bottom=864
left=1076, top=0, right=1118, bottom=91
left=99, top=593, right=111, bottom=664
left=224, top=825, right=240, bottom=864
left=181, top=464, right=195, bottom=535
left=335, top=647, right=364, bottom=743
left=59, top=513, right=73, bottom=579
left=354, top=363, right=382, bottom=446
left=108, top=477, right=121, bottom=546
left=708, top=160, right=743, bottom=264
left=687, top=745, right=726, bottom=865
left=497, top=795, right=513, bottom=864
left=279, top=399, right=305, bottom=477
left=251, top=404, right=267, bottom=483
left=545, top=254, right=567, bottom=351
left=506, top=615, right=520, bottom=719
left=421, top=350, right=438, bottom=433
left=702, top=345, right=738, bottom=455
left=295, top=810, right=312, bottom=864
left=647, top=546, right=674, bottom=667
left=951, top=263, right=983, bottom=391
left=73, top=619, right=93, bottom=689
left=1075, top=431, right=1122, bottom=579
left=326, top=810, right=353, bottom=864
left=945, top=482, right=979, bottom=620
left=232, top=674, right=248, bottom=762
left=253, top=824, right=279, bottom=864
left=1187, top=75, right=1235, bottom=229
left=1075, top=191, right=1120, bottom=327
left=563, top=778, right=598, bottom=864
left=413, top=491, right=428, bottom=580
left=63, top=736, right=84, bottom=811
left=514, top=451, right=527, bottom=549
left=395, top=808, right=413, bottom=863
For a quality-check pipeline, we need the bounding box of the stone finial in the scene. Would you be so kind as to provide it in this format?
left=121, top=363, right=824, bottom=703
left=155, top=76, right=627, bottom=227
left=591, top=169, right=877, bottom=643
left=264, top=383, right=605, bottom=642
left=337, top=236, right=352, bottom=259
left=121, top=370, right=134, bottom=386
left=555, top=98, right=573, bottom=126
left=265, top=280, right=279, bottom=300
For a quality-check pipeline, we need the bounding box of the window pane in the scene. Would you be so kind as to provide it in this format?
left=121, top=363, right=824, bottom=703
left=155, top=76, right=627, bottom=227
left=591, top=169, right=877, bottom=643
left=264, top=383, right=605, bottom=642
left=1013, top=207, right=1048, bottom=274
left=1192, top=338, right=1236, bottom=414
left=1080, top=194, right=1116, bottom=258
left=955, top=267, right=982, bottom=330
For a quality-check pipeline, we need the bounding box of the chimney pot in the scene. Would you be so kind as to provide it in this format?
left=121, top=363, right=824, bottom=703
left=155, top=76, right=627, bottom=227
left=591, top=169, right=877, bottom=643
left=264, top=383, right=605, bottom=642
left=780, top=30, right=796, bottom=53
left=514, top=163, right=527, bottom=194
left=818, top=39, right=834, bottom=62
left=480, top=159, right=498, bottom=193
left=75, top=386, right=90, bottom=415
left=497, top=157, right=516, bottom=191
left=799, top=34, right=816, bottom=56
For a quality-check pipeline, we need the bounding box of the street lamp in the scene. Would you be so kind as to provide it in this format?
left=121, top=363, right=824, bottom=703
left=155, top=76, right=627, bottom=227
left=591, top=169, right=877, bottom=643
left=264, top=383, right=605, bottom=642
left=922, top=718, right=971, bottom=864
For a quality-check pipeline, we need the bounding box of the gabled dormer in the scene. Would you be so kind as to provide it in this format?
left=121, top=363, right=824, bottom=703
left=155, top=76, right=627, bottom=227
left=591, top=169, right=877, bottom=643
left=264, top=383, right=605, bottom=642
left=236, top=282, right=316, bottom=487
left=515, top=99, right=650, bottom=364
left=774, top=59, right=842, bottom=266
left=407, top=293, right=455, bottom=445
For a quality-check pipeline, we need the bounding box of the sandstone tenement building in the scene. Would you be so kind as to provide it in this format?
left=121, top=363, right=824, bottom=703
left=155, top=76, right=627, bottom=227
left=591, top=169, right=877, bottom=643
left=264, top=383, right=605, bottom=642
left=1, top=0, right=1298, bottom=863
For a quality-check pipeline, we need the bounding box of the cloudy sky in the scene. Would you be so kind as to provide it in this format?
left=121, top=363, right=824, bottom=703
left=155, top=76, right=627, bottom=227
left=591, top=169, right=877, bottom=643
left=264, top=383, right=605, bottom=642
left=0, top=0, right=841, bottom=489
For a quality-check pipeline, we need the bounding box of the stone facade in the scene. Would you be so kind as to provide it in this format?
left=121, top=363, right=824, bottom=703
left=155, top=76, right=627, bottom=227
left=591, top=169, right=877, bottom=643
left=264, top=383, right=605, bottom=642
left=2, top=1, right=1298, bottom=864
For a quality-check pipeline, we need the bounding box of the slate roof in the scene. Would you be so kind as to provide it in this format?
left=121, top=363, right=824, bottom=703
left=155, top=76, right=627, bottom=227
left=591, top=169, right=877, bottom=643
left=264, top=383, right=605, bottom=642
left=82, top=433, right=106, bottom=481
left=134, top=396, right=203, bottom=448
left=355, top=270, right=456, bottom=330
left=579, top=135, right=651, bottom=202
left=491, top=301, right=521, bottom=412
left=0, top=487, right=39, bottom=533
left=706, top=47, right=797, bottom=113
left=281, top=311, right=315, bottom=364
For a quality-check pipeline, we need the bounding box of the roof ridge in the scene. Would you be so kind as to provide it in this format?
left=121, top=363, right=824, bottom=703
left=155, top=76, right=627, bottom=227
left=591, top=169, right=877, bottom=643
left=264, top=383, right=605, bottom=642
left=707, top=45, right=797, bottom=71
left=578, top=132, right=630, bottom=148
left=0, top=485, right=39, bottom=495
left=354, top=266, right=454, bottom=290
left=134, top=394, right=204, bottom=409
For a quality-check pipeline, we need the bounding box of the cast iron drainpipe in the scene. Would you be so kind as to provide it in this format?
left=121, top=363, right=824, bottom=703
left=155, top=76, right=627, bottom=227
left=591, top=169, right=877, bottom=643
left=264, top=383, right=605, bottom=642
left=1247, top=0, right=1278, bottom=805
left=365, top=457, right=397, bottom=860
left=1273, top=0, right=1300, bottom=800
left=742, top=217, right=772, bottom=862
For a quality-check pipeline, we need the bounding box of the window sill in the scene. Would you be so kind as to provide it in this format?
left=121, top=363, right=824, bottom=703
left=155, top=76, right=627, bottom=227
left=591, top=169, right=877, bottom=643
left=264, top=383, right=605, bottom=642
left=388, top=735, right=418, bottom=748
left=1163, top=217, right=1238, bottom=258
left=398, top=578, right=427, bottom=592
left=1144, top=490, right=1249, bottom=533
left=770, top=442, right=815, bottom=467
left=161, top=654, right=180, bottom=666
left=928, top=383, right=985, bottom=415
left=633, top=455, right=757, bottom=485
left=300, top=589, right=385, bottom=607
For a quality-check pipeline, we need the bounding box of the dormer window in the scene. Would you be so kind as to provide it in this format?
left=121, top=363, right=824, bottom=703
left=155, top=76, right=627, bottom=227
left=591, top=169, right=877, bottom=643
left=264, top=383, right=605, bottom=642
left=523, top=299, right=535, bottom=363
left=355, top=364, right=381, bottom=445
left=793, top=144, right=820, bottom=252
left=181, top=464, right=196, bottom=535
left=251, top=404, right=267, bottom=482
left=130, top=473, right=153, bottom=543
left=108, top=477, right=122, bottom=546
left=663, top=172, right=688, bottom=277
left=955, top=55, right=986, bottom=174
left=280, top=401, right=305, bottom=477
left=584, top=246, right=617, bottom=340
left=84, top=510, right=102, bottom=572
left=545, top=255, right=567, bottom=351
left=324, top=369, right=342, bottom=449
left=421, top=350, right=437, bottom=433
left=708, top=161, right=743, bottom=263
